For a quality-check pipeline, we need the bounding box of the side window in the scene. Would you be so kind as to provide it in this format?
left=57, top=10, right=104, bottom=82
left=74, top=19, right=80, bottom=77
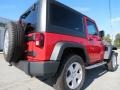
left=50, top=3, right=84, bottom=32
left=21, top=3, right=38, bottom=28
left=87, top=20, right=98, bottom=35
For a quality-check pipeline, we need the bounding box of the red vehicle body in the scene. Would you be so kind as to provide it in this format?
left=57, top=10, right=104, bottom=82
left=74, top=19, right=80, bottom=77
left=3, top=0, right=118, bottom=90
left=26, top=20, right=104, bottom=64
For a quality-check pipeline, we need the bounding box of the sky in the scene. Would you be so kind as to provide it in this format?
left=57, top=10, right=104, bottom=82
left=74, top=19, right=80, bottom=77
left=0, top=0, right=120, bottom=39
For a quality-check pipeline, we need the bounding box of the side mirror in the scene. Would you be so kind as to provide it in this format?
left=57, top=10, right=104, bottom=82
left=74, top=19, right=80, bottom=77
left=99, top=30, right=105, bottom=38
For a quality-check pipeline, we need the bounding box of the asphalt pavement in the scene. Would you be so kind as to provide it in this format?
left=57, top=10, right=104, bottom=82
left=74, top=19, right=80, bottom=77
left=0, top=50, right=120, bottom=90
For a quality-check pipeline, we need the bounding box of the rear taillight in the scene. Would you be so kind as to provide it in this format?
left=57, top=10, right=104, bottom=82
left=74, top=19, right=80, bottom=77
left=35, top=33, right=44, bottom=47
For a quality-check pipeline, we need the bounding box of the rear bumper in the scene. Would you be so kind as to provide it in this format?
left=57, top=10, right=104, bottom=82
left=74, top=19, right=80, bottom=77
left=13, top=60, right=60, bottom=77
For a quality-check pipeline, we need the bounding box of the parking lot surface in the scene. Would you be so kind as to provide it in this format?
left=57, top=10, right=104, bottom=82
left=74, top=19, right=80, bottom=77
left=0, top=50, right=120, bottom=90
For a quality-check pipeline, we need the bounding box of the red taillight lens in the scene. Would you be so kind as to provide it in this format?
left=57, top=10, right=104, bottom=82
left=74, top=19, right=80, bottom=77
left=35, top=33, right=44, bottom=47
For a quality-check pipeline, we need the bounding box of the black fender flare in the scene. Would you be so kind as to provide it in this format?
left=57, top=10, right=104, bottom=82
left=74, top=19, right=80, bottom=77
left=50, top=42, right=90, bottom=64
left=104, top=45, right=118, bottom=60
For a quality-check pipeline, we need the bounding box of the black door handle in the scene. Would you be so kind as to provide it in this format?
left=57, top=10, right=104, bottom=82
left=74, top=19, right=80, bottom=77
left=88, top=38, right=93, bottom=41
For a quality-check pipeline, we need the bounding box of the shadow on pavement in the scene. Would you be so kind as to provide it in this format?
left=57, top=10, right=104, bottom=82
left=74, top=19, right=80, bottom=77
left=37, top=66, right=108, bottom=90
left=82, top=66, right=108, bottom=90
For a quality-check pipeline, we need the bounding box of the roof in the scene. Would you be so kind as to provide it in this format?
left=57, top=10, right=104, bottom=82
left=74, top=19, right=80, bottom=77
left=55, top=0, right=95, bottom=22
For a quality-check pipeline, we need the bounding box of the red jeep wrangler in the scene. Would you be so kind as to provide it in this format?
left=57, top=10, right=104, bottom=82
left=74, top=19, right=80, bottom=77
left=3, top=0, right=118, bottom=90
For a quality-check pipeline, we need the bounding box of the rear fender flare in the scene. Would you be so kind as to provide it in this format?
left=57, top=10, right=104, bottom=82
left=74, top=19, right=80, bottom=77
left=50, top=42, right=90, bottom=64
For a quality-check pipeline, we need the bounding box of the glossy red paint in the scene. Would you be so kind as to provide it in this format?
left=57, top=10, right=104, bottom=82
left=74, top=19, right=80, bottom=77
left=84, top=17, right=105, bottom=64
left=26, top=32, right=87, bottom=61
left=26, top=17, right=105, bottom=65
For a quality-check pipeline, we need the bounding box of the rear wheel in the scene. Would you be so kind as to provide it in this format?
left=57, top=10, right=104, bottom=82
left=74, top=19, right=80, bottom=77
left=3, top=22, right=24, bottom=63
left=4, top=30, right=9, bottom=56
left=106, top=51, right=118, bottom=72
left=54, top=55, right=85, bottom=90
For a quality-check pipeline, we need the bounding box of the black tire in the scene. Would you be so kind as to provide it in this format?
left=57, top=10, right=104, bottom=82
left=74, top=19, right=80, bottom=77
left=3, top=22, right=24, bottom=63
left=54, top=55, right=85, bottom=90
left=106, top=51, right=118, bottom=72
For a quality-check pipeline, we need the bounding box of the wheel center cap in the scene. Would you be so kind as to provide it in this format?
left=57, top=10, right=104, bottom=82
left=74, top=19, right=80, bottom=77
left=71, top=71, right=77, bottom=78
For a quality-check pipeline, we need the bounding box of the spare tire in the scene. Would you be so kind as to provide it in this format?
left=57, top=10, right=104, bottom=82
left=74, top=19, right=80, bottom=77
left=3, top=22, right=24, bottom=63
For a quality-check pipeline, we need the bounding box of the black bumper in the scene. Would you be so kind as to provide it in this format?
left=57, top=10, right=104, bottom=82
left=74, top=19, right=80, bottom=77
left=13, top=60, right=60, bottom=77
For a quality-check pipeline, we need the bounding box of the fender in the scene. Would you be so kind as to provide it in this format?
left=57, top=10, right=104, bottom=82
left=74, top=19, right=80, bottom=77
left=50, top=42, right=90, bottom=64
left=104, top=45, right=117, bottom=60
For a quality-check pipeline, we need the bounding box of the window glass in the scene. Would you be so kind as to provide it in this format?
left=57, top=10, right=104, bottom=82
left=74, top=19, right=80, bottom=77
left=50, top=3, right=84, bottom=32
left=87, top=21, right=98, bottom=35
left=21, top=3, right=38, bottom=28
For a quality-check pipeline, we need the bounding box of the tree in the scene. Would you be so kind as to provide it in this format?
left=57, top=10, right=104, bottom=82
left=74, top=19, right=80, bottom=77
left=104, top=34, right=112, bottom=45
left=114, top=33, right=120, bottom=48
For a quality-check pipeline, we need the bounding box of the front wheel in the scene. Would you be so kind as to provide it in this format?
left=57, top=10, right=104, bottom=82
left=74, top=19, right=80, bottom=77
left=106, top=51, right=118, bottom=72
left=54, top=55, right=85, bottom=90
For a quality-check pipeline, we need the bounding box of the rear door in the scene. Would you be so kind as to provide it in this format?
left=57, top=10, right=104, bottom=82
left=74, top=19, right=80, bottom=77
left=85, top=18, right=104, bottom=63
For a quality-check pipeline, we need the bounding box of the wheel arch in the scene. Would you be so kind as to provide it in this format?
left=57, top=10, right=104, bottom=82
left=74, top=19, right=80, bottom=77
left=50, top=42, right=90, bottom=65
left=104, top=45, right=118, bottom=61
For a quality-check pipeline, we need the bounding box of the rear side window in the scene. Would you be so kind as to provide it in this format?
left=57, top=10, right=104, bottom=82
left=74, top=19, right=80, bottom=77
left=50, top=3, right=84, bottom=32
left=21, top=3, right=38, bottom=28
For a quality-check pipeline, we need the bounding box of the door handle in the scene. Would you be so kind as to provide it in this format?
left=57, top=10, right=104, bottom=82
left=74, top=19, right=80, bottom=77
left=98, top=39, right=102, bottom=41
left=97, top=38, right=102, bottom=41
left=88, top=38, right=93, bottom=41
